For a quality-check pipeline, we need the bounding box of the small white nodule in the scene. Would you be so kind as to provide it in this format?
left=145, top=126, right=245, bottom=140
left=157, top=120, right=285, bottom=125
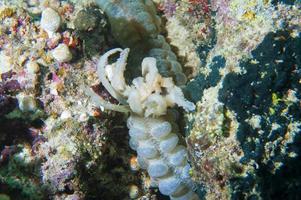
left=168, top=146, right=188, bottom=167
left=52, top=44, right=72, bottom=63
left=149, top=121, right=172, bottom=138
left=129, top=137, right=138, bottom=151
left=159, top=133, right=179, bottom=153
left=158, top=176, right=183, bottom=196
left=147, top=159, right=169, bottom=178
left=129, top=127, right=148, bottom=140
left=137, top=140, right=158, bottom=159
left=41, top=8, right=61, bottom=37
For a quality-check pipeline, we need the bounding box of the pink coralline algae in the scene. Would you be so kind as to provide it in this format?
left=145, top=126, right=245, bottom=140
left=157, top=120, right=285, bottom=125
left=0, top=71, right=21, bottom=93
left=159, top=0, right=177, bottom=17
left=211, top=0, right=237, bottom=25
left=187, top=0, right=210, bottom=17
left=159, top=0, right=211, bottom=18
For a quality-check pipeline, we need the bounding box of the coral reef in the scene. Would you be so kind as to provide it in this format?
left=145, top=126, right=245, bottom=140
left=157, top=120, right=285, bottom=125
left=1, top=1, right=167, bottom=199
left=219, top=30, right=301, bottom=200
left=0, top=55, right=46, bottom=200
left=0, top=1, right=117, bottom=199
left=185, top=0, right=301, bottom=199
left=0, top=0, right=301, bottom=199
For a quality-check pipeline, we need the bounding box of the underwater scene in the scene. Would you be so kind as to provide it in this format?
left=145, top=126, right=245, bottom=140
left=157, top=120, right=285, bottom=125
left=0, top=0, right=300, bottom=199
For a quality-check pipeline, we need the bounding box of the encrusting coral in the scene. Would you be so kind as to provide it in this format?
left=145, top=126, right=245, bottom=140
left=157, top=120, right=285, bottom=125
left=89, top=48, right=199, bottom=200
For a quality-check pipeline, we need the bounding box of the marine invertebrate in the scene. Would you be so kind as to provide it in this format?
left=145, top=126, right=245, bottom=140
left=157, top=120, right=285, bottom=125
left=96, top=0, right=187, bottom=85
left=89, top=48, right=199, bottom=200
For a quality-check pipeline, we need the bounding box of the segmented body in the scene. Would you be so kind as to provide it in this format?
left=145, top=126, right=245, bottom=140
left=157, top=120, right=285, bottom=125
left=89, top=48, right=199, bottom=199
left=128, top=115, right=199, bottom=200
left=96, top=0, right=187, bottom=85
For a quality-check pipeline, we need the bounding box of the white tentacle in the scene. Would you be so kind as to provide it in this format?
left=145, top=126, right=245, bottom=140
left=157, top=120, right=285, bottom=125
left=97, top=48, right=128, bottom=104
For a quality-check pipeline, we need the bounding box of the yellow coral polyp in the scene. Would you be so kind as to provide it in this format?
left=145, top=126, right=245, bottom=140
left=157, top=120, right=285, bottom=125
left=272, top=93, right=281, bottom=105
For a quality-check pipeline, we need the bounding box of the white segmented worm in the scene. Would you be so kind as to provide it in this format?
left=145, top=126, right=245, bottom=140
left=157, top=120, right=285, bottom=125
left=89, top=48, right=199, bottom=200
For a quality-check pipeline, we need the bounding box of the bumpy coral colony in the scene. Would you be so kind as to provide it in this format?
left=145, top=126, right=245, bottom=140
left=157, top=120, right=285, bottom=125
left=89, top=48, right=199, bottom=200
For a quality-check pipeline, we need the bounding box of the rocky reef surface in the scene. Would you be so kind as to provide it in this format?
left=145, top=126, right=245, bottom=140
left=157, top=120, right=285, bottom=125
left=0, top=0, right=300, bottom=200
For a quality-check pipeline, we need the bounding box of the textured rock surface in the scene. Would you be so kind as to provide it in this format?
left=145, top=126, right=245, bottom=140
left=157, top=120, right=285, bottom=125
left=221, top=30, right=301, bottom=200
left=185, top=1, right=301, bottom=199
